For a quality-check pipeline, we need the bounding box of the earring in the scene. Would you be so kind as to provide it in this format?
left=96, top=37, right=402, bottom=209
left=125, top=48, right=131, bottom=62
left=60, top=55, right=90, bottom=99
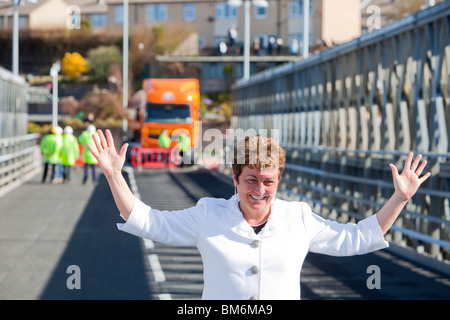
left=234, top=186, right=237, bottom=196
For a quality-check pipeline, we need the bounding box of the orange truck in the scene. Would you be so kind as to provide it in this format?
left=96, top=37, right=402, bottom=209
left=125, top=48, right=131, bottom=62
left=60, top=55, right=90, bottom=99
left=139, top=78, right=200, bottom=149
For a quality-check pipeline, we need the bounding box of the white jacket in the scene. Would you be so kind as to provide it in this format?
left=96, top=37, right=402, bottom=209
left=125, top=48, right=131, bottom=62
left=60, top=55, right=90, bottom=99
left=118, top=195, right=388, bottom=300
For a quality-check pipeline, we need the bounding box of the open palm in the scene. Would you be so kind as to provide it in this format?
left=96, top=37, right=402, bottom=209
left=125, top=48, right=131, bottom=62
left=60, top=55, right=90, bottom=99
left=87, top=129, right=128, bottom=178
left=389, top=152, right=431, bottom=201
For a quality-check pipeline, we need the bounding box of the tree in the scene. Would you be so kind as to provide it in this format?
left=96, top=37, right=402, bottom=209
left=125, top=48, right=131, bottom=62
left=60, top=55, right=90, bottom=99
left=62, top=52, right=89, bottom=78
left=87, top=46, right=122, bottom=83
left=129, top=23, right=194, bottom=80
left=79, top=85, right=124, bottom=122
left=151, top=23, right=194, bottom=55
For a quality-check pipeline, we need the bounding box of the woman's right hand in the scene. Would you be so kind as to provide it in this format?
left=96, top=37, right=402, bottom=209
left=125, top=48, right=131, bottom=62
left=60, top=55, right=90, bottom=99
left=88, top=129, right=135, bottom=219
left=88, top=129, right=128, bottom=179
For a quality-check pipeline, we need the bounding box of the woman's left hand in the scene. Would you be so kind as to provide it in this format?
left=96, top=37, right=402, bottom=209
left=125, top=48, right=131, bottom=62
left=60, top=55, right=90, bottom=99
left=389, top=152, right=431, bottom=202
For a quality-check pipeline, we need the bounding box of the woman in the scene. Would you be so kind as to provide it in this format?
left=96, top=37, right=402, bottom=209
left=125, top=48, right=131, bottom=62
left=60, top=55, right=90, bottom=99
left=88, top=129, right=430, bottom=300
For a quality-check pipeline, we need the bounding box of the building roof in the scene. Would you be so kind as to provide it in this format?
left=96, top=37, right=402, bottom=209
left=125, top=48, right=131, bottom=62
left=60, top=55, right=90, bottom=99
left=0, top=0, right=53, bottom=16
left=105, top=0, right=215, bottom=4
left=0, top=0, right=108, bottom=16
left=66, top=0, right=108, bottom=14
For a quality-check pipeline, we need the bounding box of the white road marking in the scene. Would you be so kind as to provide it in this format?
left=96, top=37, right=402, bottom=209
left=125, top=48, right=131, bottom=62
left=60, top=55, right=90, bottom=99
left=143, top=238, right=155, bottom=249
left=123, top=166, right=171, bottom=300
left=123, top=166, right=141, bottom=200
left=158, top=293, right=172, bottom=300
left=148, top=254, right=166, bottom=282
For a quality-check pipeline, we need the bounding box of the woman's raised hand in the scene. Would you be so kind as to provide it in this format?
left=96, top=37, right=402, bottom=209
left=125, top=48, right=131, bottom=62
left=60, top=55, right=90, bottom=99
left=389, top=152, right=431, bottom=202
left=87, top=129, right=128, bottom=178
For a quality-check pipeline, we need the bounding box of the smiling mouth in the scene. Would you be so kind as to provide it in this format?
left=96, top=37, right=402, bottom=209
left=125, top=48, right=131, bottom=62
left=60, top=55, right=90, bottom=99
left=250, top=195, right=267, bottom=200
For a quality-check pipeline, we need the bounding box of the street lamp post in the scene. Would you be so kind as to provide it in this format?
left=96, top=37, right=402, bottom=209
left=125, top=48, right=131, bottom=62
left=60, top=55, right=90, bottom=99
left=122, top=0, right=129, bottom=134
left=229, top=0, right=268, bottom=81
left=0, top=0, right=38, bottom=75
left=302, top=0, right=310, bottom=59
left=50, top=61, right=60, bottom=127
left=243, top=0, right=250, bottom=80
left=12, top=0, right=19, bottom=75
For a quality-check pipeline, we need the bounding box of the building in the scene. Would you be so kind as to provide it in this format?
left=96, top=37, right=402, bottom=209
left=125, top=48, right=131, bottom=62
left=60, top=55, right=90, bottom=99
left=101, top=0, right=325, bottom=55
left=0, top=0, right=403, bottom=92
left=0, top=0, right=69, bottom=30
left=66, top=0, right=108, bottom=30
left=0, top=1, right=331, bottom=54
left=321, top=0, right=361, bottom=45
left=1, top=1, right=425, bottom=50
left=0, top=0, right=374, bottom=55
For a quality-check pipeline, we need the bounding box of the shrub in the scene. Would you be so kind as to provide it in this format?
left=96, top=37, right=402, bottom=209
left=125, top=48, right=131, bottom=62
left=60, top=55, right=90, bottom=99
left=87, top=46, right=122, bottom=83
left=62, top=52, right=89, bottom=79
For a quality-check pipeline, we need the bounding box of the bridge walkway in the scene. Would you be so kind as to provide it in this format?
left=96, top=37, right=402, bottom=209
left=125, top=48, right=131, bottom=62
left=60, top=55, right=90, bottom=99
left=0, top=166, right=449, bottom=300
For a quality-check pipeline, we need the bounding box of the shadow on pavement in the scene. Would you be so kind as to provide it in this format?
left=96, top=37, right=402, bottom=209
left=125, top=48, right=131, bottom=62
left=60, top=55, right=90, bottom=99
left=40, top=173, right=153, bottom=300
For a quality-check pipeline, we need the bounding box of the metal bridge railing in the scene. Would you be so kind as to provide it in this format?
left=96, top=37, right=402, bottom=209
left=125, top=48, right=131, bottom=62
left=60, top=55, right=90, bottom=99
left=0, top=66, right=28, bottom=139
left=229, top=2, right=450, bottom=262
left=0, top=67, right=41, bottom=197
left=279, top=146, right=450, bottom=261
left=0, top=133, right=41, bottom=198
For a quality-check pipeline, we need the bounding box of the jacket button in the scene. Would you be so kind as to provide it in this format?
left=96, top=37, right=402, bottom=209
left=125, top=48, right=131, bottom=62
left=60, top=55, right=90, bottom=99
left=250, top=265, right=259, bottom=274
left=249, top=296, right=258, bottom=300
left=251, top=240, right=261, bottom=248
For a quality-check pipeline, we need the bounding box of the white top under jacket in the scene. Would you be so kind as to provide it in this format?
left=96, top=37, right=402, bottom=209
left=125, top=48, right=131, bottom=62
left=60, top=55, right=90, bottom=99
left=117, top=195, right=389, bottom=300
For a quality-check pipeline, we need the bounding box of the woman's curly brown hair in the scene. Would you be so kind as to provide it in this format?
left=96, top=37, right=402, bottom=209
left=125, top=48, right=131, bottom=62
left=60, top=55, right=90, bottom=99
left=232, top=135, right=286, bottom=181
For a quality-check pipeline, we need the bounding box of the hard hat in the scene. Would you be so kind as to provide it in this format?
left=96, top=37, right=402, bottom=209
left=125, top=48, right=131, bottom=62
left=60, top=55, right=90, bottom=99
left=64, top=126, right=73, bottom=134
left=87, top=124, right=96, bottom=133
left=51, top=126, right=63, bottom=134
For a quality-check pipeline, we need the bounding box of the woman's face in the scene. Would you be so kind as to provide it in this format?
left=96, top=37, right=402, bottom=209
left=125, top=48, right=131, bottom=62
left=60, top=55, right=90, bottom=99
left=233, top=166, right=279, bottom=218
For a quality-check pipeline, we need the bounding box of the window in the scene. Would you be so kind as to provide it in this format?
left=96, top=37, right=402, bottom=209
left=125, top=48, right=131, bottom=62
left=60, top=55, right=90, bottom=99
left=198, top=35, right=206, bottom=48
left=115, top=5, right=123, bottom=23
left=18, top=16, right=27, bottom=29
left=289, top=0, right=312, bottom=17
left=254, top=6, right=267, bottom=19
left=202, top=62, right=224, bottom=78
left=215, top=2, right=238, bottom=20
left=183, top=3, right=195, bottom=21
left=92, top=14, right=107, bottom=28
left=289, top=0, right=301, bottom=16
left=289, top=34, right=302, bottom=44
left=146, top=4, right=168, bottom=22
left=254, top=34, right=277, bottom=48
left=145, top=103, right=192, bottom=123
left=288, top=33, right=312, bottom=48
left=214, top=36, right=225, bottom=47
